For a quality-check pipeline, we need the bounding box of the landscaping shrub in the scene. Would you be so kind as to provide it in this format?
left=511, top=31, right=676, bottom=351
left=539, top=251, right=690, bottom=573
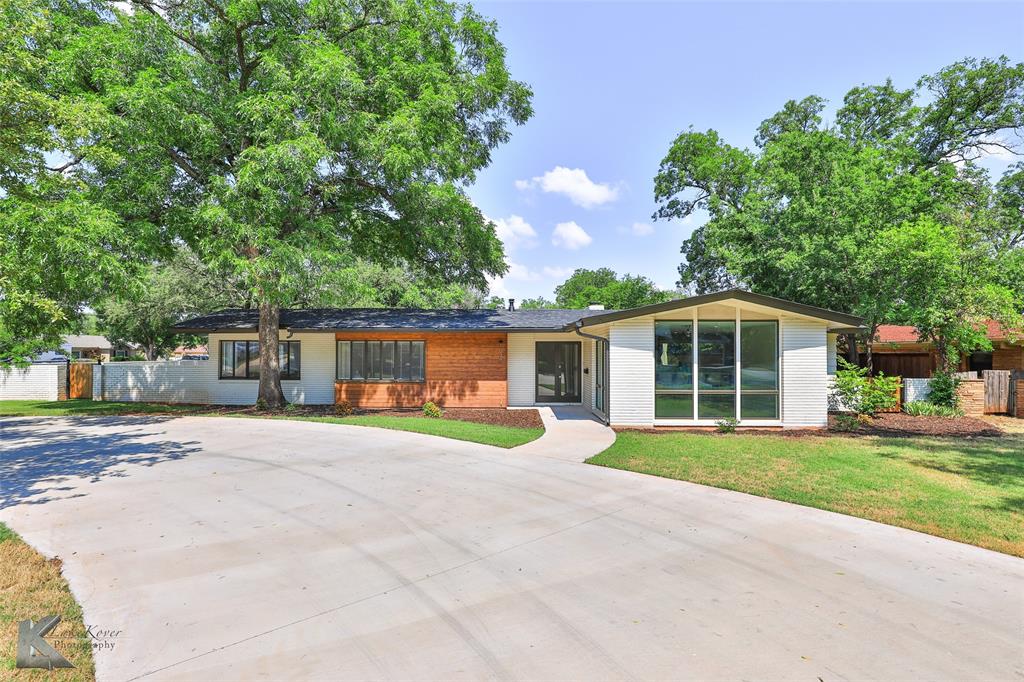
left=715, top=417, right=738, bottom=434
left=833, top=358, right=901, bottom=416
left=832, top=413, right=862, bottom=432
left=927, top=371, right=961, bottom=409
left=334, top=400, right=354, bottom=416
left=422, top=401, right=443, bottom=418
left=903, top=401, right=960, bottom=417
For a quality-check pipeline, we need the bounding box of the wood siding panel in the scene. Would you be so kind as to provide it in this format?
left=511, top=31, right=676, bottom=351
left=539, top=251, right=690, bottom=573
left=334, top=331, right=507, bottom=408
left=782, top=318, right=828, bottom=428
left=993, top=346, right=1024, bottom=371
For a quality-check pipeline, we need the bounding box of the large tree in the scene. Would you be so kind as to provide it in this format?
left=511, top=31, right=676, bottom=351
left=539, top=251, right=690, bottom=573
left=554, top=268, right=674, bottom=309
left=10, top=0, right=531, bottom=405
left=654, top=57, right=1024, bottom=367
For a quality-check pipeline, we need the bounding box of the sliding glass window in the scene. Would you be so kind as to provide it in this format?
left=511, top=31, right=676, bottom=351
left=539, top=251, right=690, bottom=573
left=697, top=321, right=736, bottom=419
left=219, top=340, right=300, bottom=380
left=337, top=341, right=425, bottom=382
left=654, top=321, right=693, bottom=418
left=741, top=321, right=779, bottom=419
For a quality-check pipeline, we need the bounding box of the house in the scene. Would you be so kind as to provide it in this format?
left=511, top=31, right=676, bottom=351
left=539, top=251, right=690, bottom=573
left=62, top=335, right=137, bottom=361
left=169, top=344, right=209, bottom=360
left=173, top=289, right=861, bottom=429
left=867, top=322, right=1024, bottom=378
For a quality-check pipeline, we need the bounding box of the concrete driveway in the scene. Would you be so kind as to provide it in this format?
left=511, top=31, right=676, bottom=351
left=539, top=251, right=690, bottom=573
left=1, top=416, right=1021, bottom=681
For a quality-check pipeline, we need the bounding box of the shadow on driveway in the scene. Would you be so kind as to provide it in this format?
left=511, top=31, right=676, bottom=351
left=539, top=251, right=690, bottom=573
left=0, top=416, right=202, bottom=509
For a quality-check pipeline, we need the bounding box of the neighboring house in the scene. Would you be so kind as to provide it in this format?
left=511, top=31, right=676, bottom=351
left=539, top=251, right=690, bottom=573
left=867, top=322, right=1024, bottom=378
left=169, top=344, right=209, bottom=360
left=173, top=289, right=861, bottom=429
left=62, top=335, right=137, bottom=361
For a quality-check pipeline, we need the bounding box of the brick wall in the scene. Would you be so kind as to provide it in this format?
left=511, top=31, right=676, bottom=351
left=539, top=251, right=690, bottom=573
left=1016, top=377, right=1024, bottom=419
left=993, top=346, right=1024, bottom=371
left=334, top=331, right=508, bottom=408
left=956, top=379, right=985, bottom=417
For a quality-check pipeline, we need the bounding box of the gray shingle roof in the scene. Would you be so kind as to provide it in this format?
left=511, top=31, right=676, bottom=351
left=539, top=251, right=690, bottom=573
left=173, top=307, right=614, bottom=333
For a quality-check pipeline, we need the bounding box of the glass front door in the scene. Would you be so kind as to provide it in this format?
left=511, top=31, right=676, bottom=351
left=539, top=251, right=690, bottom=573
left=536, top=342, right=581, bottom=403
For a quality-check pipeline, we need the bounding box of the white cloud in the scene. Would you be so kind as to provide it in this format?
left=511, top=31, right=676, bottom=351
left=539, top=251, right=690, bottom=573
left=488, top=214, right=537, bottom=252
left=629, top=222, right=654, bottom=236
left=551, top=221, right=592, bottom=250
left=516, top=166, right=619, bottom=208
left=542, top=265, right=574, bottom=279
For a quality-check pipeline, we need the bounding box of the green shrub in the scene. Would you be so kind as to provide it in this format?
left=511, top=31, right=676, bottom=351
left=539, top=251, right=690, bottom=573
left=334, top=400, right=354, bottom=416
left=831, top=413, right=862, bottom=432
left=422, top=401, right=443, bottom=418
left=927, top=371, right=961, bottom=409
left=283, top=402, right=298, bottom=412
left=715, top=417, right=738, bottom=434
left=903, top=401, right=960, bottom=417
left=832, top=358, right=901, bottom=416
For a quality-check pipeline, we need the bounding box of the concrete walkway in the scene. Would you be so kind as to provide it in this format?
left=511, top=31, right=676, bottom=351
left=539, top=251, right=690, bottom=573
left=511, top=406, right=616, bottom=461
left=1, top=416, right=1021, bottom=681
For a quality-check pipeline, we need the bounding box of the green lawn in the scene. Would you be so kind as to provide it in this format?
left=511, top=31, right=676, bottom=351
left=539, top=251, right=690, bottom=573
left=0, top=399, right=196, bottom=416
left=262, top=415, right=544, bottom=448
left=588, top=431, right=1024, bottom=557
left=0, top=400, right=543, bottom=449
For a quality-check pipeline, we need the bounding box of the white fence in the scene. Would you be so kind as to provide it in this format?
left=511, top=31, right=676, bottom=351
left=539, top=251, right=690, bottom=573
left=903, top=378, right=932, bottom=403
left=0, top=364, right=67, bottom=401
left=94, top=361, right=211, bottom=403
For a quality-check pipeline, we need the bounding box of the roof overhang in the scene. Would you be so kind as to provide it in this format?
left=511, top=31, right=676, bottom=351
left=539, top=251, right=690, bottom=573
left=570, top=289, right=864, bottom=331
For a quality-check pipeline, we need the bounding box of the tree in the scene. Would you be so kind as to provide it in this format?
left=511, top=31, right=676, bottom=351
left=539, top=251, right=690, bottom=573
left=554, top=268, right=674, bottom=309
left=12, top=0, right=532, bottom=405
left=518, top=297, right=556, bottom=309
left=0, top=0, right=137, bottom=365
left=655, top=57, right=1024, bottom=368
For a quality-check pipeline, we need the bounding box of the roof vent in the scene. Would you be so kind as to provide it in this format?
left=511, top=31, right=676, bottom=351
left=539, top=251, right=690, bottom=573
left=588, top=302, right=605, bottom=310
left=507, top=298, right=515, bottom=312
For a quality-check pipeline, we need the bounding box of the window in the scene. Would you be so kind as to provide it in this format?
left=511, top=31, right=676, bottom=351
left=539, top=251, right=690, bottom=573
left=698, top=321, right=736, bottom=419
left=219, top=340, right=300, bottom=380
left=655, top=321, right=693, bottom=418
left=337, top=341, right=425, bottom=382
left=740, top=321, right=778, bottom=419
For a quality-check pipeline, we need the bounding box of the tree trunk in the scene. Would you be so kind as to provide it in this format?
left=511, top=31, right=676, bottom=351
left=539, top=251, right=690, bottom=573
left=843, top=333, right=859, bottom=365
left=146, top=343, right=157, bottom=361
left=257, top=301, right=286, bottom=408
left=865, top=325, right=876, bottom=375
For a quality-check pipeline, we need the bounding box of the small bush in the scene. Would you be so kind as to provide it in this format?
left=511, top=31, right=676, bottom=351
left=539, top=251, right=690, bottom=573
left=715, top=417, right=738, bottom=434
left=283, top=402, right=298, bottom=413
left=334, top=400, right=354, bottom=416
left=903, top=401, right=960, bottom=417
left=833, top=358, right=900, bottom=416
left=927, top=371, right=961, bottom=409
left=832, top=413, right=862, bottom=432
left=422, top=401, right=443, bottom=418
left=255, top=397, right=268, bottom=411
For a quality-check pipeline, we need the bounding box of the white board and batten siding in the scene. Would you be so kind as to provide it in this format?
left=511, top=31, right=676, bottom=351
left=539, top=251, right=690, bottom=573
left=0, top=364, right=67, bottom=401
left=607, top=317, right=655, bottom=426
left=93, top=332, right=336, bottom=405
left=781, top=317, right=829, bottom=427
left=507, top=332, right=592, bottom=408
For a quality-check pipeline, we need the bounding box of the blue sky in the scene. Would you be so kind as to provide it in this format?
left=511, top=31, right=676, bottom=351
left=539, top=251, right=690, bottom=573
left=468, top=1, right=1024, bottom=301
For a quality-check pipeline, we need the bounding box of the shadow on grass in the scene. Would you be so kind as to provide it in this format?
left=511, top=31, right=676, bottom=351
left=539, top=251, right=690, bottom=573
left=0, top=416, right=201, bottom=509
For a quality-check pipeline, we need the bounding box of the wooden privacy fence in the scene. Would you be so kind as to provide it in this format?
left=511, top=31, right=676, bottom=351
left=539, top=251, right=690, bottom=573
left=68, top=361, right=93, bottom=399
left=983, top=370, right=1011, bottom=415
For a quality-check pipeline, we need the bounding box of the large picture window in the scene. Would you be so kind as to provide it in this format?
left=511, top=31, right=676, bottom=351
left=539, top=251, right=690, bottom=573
left=337, top=341, right=425, bottom=382
left=741, top=321, right=779, bottom=419
left=697, top=320, right=736, bottom=419
left=655, top=321, right=693, bottom=418
left=219, top=340, right=300, bottom=380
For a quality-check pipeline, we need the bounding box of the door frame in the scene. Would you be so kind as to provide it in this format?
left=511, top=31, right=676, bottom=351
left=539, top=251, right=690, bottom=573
left=534, top=341, right=582, bottom=403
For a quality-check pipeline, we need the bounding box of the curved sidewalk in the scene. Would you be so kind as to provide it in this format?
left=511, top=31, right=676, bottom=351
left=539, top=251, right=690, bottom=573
left=511, top=405, right=616, bottom=461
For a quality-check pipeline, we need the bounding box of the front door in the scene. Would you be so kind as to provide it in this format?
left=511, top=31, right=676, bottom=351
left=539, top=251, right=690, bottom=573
left=536, top=342, right=581, bottom=403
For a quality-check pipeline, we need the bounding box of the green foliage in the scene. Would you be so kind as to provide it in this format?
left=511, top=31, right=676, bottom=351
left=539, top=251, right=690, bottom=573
left=518, top=297, right=556, bottom=309
left=2, top=0, right=532, bottom=402
left=553, top=268, right=674, bottom=309
left=422, top=401, right=443, bottom=418
left=903, top=401, right=960, bottom=417
left=928, top=371, right=962, bottom=409
left=654, top=57, right=1024, bottom=364
left=832, top=359, right=901, bottom=416
left=831, top=413, right=863, bottom=432
left=715, top=417, right=738, bottom=434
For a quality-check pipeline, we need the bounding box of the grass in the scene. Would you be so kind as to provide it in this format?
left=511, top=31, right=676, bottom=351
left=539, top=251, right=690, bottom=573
left=588, top=431, right=1024, bottom=557
left=262, top=414, right=544, bottom=449
left=0, top=523, right=95, bottom=680
left=0, top=400, right=544, bottom=449
left=0, top=399, right=195, bottom=417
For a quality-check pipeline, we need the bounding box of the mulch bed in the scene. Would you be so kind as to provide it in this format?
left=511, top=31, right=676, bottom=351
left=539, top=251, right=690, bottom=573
left=190, top=404, right=544, bottom=429
left=616, top=412, right=1006, bottom=438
